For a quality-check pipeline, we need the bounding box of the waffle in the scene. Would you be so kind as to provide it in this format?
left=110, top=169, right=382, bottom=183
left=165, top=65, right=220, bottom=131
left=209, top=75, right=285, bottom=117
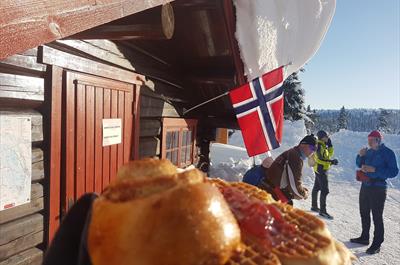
left=208, top=178, right=354, bottom=265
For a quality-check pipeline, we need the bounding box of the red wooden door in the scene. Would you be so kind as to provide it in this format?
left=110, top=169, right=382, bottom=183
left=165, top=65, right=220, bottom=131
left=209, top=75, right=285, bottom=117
left=62, top=71, right=138, bottom=213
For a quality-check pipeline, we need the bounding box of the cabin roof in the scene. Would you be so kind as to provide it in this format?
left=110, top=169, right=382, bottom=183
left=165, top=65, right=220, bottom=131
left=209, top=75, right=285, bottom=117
left=1, top=0, right=246, bottom=128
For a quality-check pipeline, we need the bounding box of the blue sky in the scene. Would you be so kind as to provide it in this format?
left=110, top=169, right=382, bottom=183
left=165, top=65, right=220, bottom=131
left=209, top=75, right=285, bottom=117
left=300, top=0, right=400, bottom=110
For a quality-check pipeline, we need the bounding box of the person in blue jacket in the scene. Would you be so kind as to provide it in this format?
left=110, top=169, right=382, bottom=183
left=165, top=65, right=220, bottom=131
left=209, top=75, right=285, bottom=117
left=350, top=130, right=399, bottom=255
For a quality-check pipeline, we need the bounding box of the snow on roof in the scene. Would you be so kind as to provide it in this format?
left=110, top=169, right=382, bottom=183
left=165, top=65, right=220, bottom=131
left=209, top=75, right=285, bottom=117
left=233, top=0, right=336, bottom=80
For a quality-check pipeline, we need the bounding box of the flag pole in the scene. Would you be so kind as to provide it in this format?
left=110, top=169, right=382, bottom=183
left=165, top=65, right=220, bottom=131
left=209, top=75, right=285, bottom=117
left=183, top=62, right=292, bottom=116
left=183, top=91, right=229, bottom=115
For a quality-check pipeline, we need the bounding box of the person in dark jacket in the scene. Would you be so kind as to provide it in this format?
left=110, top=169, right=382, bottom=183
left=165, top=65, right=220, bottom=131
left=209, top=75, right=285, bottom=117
left=311, top=130, right=338, bottom=219
left=350, top=130, right=399, bottom=255
left=259, top=135, right=317, bottom=205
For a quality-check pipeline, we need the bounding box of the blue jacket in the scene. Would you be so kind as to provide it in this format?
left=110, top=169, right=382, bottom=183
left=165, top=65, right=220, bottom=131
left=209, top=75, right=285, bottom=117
left=356, top=144, right=399, bottom=188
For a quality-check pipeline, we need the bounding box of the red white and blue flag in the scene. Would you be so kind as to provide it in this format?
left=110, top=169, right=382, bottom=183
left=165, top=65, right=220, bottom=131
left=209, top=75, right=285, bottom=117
left=229, top=67, right=284, bottom=157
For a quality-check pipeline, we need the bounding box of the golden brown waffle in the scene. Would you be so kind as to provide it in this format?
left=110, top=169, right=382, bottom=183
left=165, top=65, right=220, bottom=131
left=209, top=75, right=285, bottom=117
left=208, top=178, right=354, bottom=265
left=226, top=236, right=282, bottom=265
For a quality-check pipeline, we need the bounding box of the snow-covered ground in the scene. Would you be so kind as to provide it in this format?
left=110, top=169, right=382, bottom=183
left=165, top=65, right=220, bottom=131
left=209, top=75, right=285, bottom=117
left=209, top=120, right=400, bottom=265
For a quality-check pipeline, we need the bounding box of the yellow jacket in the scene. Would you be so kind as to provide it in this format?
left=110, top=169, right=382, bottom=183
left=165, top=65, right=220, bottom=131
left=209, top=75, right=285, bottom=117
left=313, top=140, right=334, bottom=173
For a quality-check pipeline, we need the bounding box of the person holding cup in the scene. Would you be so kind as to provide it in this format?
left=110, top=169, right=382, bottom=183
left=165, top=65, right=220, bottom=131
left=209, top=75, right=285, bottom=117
left=350, top=130, right=398, bottom=254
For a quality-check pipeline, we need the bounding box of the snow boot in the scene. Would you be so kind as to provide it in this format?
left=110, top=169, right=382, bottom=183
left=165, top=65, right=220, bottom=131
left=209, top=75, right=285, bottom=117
left=319, top=211, right=333, bottom=220
left=350, top=237, right=369, bottom=245
left=366, top=244, right=381, bottom=255
left=310, top=206, right=320, bottom=212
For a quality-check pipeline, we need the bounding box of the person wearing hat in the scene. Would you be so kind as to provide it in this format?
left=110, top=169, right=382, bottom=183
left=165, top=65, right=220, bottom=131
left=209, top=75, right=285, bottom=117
left=350, top=130, right=398, bottom=254
left=259, top=134, right=317, bottom=205
left=311, top=130, right=339, bottom=219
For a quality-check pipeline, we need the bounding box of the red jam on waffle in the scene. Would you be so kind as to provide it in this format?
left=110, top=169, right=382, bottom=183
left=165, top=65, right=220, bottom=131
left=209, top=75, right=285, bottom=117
left=219, top=186, right=298, bottom=248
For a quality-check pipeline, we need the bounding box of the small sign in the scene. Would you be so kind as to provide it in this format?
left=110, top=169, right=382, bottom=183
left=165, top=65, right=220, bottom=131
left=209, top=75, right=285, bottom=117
left=102, top=119, right=122, bottom=146
left=0, top=115, right=32, bottom=211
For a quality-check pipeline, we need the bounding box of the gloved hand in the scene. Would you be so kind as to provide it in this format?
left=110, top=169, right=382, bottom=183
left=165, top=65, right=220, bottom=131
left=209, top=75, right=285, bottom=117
left=326, top=138, right=333, bottom=148
left=330, top=159, right=339, bottom=165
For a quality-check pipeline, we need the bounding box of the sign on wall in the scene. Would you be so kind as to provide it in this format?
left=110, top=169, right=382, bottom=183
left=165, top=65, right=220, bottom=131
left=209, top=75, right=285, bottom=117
left=102, top=118, right=122, bottom=146
left=0, top=115, right=32, bottom=211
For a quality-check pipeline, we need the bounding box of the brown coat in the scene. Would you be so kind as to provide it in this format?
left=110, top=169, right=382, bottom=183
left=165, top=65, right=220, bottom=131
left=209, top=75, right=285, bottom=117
left=262, top=146, right=308, bottom=200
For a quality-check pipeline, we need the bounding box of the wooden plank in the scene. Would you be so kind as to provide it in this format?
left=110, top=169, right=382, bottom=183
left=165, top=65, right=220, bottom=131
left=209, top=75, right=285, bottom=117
left=32, top=148, right=44, bottom=181
left=138, top=137, right=160, bottom=158
left=46, top=65, right=62, bottom=243
left=132, top=85, right=141, bottom=159
left=0, top=50, right=46, bottom=73
left=32, top=148, right=44, bottom=182
left=140, top=119, right=161, bottom=137
left=0, top=73, right=44, bottom=102
left=94, top=87, right=104, bottom=193
left=64, top=72, right=76, bottom=214
left=117, top=91, right=124, bottom=168
left=85, top=85, right=95, bottom=193
left=31, top=161, right=44, bottom=182
left=0, top=196, right=43, bottom=225
left=0, top=231, right=43, bottom=261
left=109, top=90, right=118, bottom=182
left=102, top=89, right=111, bottom=188
left=75, top=83, right=86, bottom=198
left=140, top=95, right=180, bottom=118
left=55, top=40, right=133, bottom=69
left=0, top=247, right=43, bottom=265
left=123, top=90, right=132, bottom=162
left=0, top=0, right=173, bottom=59
left=0, top=214, right=43, bottom=245
left=38, top=46, right=143, bottom=85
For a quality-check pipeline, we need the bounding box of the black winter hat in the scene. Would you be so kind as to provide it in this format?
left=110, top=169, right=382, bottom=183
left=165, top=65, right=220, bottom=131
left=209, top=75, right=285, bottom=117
left=299, top=134, right=317, bottom=146
left=317, top=130, right=328, bottom=140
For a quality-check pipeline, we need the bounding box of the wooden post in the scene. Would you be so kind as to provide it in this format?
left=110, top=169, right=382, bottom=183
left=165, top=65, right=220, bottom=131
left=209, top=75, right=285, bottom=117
left=45, top=65, right=63, bottom=244
left=215, top=128, right=228, bottom=144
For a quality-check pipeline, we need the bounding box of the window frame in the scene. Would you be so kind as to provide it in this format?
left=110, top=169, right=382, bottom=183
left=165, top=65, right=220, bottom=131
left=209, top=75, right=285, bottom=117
left=161, top=118, right=197, bottom=168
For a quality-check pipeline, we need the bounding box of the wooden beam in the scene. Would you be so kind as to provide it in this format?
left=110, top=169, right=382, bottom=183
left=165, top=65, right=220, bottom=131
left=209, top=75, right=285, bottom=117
left=0, top=231, right=43, bottom=261
left=71, top=4, right=175, bottom=40
left=0, top=214, right=43, bottom=246
left=38, top=45, right=144, bottom=85
left=0, top=247, right=43, bottom=265
left=0, top=0, right=173, bottom=59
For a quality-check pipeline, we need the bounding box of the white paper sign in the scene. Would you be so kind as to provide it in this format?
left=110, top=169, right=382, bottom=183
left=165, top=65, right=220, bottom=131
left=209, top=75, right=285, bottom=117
left=0, top=115, right=32, bottom=211
left=102, top=119, right=122, bottom=146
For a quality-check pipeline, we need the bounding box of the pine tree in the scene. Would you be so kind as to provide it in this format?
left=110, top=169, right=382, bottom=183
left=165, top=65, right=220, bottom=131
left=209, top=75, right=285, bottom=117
left=283, top=71, right=309, bottom=122
left=305, top=105, right=317, bottom=133
left=337, top=106, right=348, bottom=131
left=377, top=109, right=390, bottom=133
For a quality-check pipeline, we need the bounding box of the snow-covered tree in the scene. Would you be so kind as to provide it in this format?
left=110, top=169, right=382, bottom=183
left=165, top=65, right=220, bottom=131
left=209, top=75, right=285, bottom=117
left=305, top=105, right=317, bottom=133
left=377, top=109, right=390, bottom=133
left=337, top=106, right=348, bottom=131
left=283, top=71, right=310, bottom=123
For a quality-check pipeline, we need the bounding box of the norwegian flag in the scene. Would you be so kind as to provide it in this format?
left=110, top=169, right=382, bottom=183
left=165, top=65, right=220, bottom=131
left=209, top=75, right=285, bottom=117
left=229, top=67, right=284, bottom=156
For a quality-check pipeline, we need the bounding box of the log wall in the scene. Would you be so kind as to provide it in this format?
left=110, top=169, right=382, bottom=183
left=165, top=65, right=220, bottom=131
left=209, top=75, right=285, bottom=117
left=0, top=50, right=46, bottom=265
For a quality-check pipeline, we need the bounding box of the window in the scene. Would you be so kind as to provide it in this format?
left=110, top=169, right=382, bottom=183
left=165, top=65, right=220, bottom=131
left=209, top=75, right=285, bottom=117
left=161, top=118, right=197, bottom=167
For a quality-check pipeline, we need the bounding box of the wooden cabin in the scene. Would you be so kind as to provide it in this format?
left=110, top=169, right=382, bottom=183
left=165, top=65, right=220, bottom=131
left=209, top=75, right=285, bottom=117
left=0, top=0, right=246, bottom=264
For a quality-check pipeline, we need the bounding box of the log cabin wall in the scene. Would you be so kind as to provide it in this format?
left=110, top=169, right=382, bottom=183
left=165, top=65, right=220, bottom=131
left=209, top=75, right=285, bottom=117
left=0, top=49, right=46, bottom=264
left=0, top=39, right=183, bottom=264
